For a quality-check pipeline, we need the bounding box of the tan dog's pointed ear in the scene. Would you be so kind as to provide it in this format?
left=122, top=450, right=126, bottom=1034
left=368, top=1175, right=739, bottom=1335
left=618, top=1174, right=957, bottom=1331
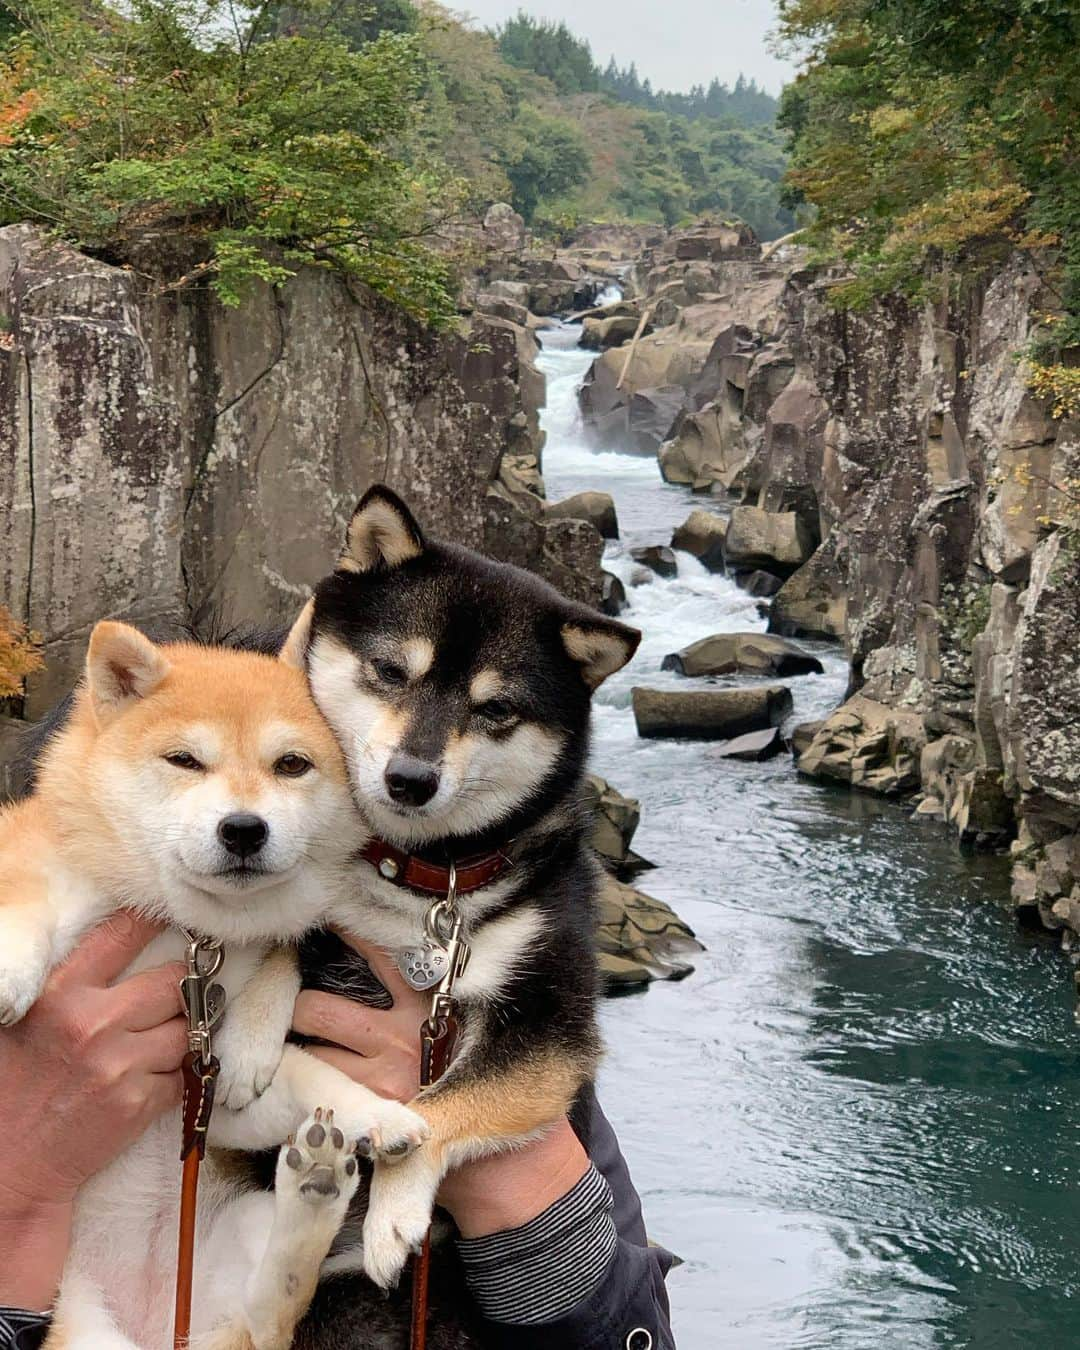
left=279, top=598, right=314, bottom=669
left=340, top=485, right=425, bottom=574
left=561, top=616, right=641, bottom=690
left=86, top=622, right=170, bottom=724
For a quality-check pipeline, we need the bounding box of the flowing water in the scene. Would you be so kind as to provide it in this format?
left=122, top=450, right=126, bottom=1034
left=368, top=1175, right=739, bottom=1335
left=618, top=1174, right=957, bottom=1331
left=536, top=320, right=1080, bottom=1349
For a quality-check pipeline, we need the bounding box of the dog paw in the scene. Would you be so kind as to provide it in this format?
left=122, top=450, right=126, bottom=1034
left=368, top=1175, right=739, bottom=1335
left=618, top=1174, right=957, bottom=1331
left=340, top=1091, right=429, bottom=1165
left=0, top=962, right=46, bottom=1028
left=215, top=1036, right=283, bottom=1112
left=276, top=1108, right=361, bottom=1217
left=362, top=1171, right=434, bottom=1290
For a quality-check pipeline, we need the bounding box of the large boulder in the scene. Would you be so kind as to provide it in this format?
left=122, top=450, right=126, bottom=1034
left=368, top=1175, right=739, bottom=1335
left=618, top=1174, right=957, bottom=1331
left=768, top=546, right=847, bottom=641
left=482, top=202, right=527, bottom=255
left=580, top=314, right=643, bottom=351
left=724, top=506, right=814, bottom=576
left=545, top=491, right=619, bottom=540
left=583, top=774, right=641, bottom=865
left=797, top=695, right=928, bottom=796
left=596, top=876, right=703, bottom=993
left=632, top=684, right=793, bottom=740
left=671, top=509, right=726, bottom=571
left=661, top=632, right=824, bottom=678
left=630, top=545, right=678, bottom=579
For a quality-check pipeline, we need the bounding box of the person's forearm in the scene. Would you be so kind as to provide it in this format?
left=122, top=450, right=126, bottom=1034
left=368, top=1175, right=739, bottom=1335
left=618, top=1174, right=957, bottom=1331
left=0, top=1199, right=71, bottom=1313
left=443, top=1126, right=591, bottom=1239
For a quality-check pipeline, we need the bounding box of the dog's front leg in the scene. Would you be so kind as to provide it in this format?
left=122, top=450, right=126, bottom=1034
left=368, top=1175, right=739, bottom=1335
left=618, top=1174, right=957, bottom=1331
left=208, top=1044, right=428, bottom=1160
left=213, top=947, right=301, bottom=1111
left=362, top=1051, right=584, bottom=1289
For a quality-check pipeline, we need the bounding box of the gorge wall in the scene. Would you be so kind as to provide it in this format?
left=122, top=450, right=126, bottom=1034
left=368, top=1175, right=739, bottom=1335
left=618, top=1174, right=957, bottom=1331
left=0, top=220, right=604, bottom=721
left=575, top=222, right=1080, bottom=944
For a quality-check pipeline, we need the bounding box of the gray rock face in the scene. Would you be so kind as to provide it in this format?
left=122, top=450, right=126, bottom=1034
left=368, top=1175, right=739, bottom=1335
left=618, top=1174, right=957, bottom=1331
left=632, top=684, right=793, bottom=740
left=711, top=727, right=784, bottom=761
left=545, top=490, right=619, bottom=540
left=797, top=696, right=928, bottom=796
left=661, top=633, right=824, bottom=678
left=0, top=225, right=600, bottom=717
left=724, top=506, right=814, bottom=576
left=671, top=509, right=726, bottom=571
left=630, top=545, right=678, bottom=579
left=580, top=314, right=643, bottom=350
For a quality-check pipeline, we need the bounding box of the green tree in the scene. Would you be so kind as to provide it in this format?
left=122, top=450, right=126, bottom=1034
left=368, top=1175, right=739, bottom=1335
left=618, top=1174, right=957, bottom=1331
left=0, top=0, right=458, bottom=319
left=499, top=106, right=590, bottom=222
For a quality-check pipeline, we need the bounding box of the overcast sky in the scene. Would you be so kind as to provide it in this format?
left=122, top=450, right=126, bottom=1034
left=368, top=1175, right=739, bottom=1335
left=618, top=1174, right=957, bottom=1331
left=453, top=0, right=798, bottom=94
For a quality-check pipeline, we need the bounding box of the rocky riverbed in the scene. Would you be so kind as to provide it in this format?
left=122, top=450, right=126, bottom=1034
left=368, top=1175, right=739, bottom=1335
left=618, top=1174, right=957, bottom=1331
left=533, top=284, right=1080, bottom=1349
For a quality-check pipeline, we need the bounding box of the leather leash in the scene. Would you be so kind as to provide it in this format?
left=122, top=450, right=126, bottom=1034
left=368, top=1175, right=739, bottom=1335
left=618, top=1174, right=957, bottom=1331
left=173, top=931, right=225, bottom=1350
left=409, top=864, right=469, bottom=1350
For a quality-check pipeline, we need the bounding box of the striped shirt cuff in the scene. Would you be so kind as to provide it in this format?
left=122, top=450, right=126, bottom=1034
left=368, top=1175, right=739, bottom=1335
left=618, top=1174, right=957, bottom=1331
left=456, top=1164, right=619, bottom=1325
left=0, top=1308, right=49, bottom=1350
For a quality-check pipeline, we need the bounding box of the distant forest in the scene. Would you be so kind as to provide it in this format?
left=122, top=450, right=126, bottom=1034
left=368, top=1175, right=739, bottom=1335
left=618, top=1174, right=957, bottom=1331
left=491, top=12, right=791, bottom=236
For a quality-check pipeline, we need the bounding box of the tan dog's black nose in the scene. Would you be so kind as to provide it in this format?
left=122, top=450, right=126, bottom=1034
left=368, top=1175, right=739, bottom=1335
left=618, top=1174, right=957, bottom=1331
left=385, top=755, right=439, bottom=808
left=218, top=813, right=269, bottom=858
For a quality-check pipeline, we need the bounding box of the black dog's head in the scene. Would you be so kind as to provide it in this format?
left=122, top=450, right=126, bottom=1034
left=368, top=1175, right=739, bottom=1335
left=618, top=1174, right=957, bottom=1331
left=290, top=486, right=640, bottom=848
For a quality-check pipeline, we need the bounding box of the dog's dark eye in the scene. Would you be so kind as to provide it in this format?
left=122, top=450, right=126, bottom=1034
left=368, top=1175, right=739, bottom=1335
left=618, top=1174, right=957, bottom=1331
left=476, top=699, right=517, bottom=725
left=275, top=753, right=313, bottom=778
left=164, top=751, right=204, bottom=772
left=372, top=659, right=408, bottom=687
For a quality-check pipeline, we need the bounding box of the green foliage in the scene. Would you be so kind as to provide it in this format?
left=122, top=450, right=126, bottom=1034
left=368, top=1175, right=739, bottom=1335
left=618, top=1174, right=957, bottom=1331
left=776, top=0, right=1080, bottom=343
left=485, top=8, right=791, bottom=236
left=498, top=105, right=590, bottom=223
left=0, top=0, right=458, bottom=319
left=495, top=12, right=598, bottom=96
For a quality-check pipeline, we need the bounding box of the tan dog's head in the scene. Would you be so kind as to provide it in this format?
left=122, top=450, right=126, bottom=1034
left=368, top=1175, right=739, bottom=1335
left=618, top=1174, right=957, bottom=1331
left=72, top=622, right=357, bottom=942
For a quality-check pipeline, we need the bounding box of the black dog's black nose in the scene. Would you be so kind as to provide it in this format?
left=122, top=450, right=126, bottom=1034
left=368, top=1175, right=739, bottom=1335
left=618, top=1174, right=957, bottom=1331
left=385, top=755, right=440, bottom=808
left=218, top=813, right=269, bottom=858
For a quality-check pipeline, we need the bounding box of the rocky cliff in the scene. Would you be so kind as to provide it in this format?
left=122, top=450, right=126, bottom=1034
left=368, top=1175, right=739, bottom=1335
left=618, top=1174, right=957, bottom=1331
left=576, top=223, right=1080, bottom=945
left=0, top=222, right=601, bottom=719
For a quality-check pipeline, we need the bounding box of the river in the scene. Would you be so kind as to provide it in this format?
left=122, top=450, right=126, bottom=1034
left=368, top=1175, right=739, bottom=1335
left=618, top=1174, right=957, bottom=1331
left=536, top=320, right=1080, bottom=1349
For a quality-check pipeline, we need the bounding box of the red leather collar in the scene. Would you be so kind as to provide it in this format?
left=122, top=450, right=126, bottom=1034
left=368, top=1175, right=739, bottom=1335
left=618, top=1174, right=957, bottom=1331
left=359, top=837, right=512, bottom=896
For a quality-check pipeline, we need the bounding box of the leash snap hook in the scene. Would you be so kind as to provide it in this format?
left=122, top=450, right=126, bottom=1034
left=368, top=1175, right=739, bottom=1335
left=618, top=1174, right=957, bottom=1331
left=179, top=927, right=226, bottom=1069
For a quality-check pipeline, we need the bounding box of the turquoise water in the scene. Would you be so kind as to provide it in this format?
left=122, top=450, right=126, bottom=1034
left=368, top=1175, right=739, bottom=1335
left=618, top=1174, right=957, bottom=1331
left=537, top=323, right=1080, bottom=1349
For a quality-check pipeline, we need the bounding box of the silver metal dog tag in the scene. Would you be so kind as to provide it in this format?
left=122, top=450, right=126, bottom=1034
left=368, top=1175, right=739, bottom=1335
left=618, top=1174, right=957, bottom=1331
left=396, top=942, right=450, bottom=992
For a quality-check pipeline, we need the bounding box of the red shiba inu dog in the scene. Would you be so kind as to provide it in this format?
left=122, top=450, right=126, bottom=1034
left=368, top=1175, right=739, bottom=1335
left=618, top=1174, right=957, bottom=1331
left=0, top=621, right=426, bottom=1350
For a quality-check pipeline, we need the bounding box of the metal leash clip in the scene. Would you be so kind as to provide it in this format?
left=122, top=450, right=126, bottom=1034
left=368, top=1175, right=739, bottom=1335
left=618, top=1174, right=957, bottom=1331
left=179, top=928, right=226, bottom=1069
left=417, top=862, right=469, bottom=1089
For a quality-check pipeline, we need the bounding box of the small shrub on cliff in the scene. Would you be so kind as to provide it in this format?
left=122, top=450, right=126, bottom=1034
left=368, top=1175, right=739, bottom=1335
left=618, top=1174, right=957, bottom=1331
left=0, top=605, right=42, bottom=699
left=0, top=0, right=459, bottom=319
left=777, top=0, right=1080, bottom=333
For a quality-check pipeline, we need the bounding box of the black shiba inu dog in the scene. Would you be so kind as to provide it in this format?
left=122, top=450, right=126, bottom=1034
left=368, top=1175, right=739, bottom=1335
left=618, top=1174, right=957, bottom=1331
left=283, top=485, right=641, bottom=1293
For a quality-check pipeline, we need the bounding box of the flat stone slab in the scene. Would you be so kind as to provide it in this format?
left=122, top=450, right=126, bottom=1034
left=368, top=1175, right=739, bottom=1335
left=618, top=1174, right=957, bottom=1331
left=661, top=632, right=824, bottom=678
left=632, top=684, right=794, bottom=740
left=710, top=727, right=784, bottom=761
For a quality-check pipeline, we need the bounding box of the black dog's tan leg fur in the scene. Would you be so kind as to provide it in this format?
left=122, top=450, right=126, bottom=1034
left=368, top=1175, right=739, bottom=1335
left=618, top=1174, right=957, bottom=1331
left=361, top=1048, right=596, bottom=1289
left=417, top=1049, right=592, bottom=1163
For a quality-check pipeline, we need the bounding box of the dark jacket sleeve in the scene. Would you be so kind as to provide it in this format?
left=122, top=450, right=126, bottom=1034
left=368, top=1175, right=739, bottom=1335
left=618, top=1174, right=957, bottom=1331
left=461, top=1084, right=676, bottom=1350
left=0, top=1308, right=50, bottom=1350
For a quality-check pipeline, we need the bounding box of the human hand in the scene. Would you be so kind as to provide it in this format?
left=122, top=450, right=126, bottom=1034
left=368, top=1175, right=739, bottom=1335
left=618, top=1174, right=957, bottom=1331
left=0, top=914, right=188, bottom=1309
left=292, top=931, right=589, bottom=1238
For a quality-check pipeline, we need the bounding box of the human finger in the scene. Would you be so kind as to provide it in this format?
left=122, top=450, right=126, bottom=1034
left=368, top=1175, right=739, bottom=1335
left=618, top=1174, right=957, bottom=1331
left=111, top=963, right=188, bottom=1031
left=144, top=1068, right=185, bottom=1117
left=126, top=1016, right=190, bottom=1074
left=292, top=989, right=393, bottom=1054
left=56, top=913, right=166, bottom=987
left=328, top=927, right=426, bottom=1012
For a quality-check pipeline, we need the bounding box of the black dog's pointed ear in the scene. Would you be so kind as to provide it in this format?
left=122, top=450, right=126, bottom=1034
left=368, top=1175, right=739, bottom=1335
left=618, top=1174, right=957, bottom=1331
left=339, top=486, right=425, bottom=574
left=561, top=612, right=641, bottom=690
